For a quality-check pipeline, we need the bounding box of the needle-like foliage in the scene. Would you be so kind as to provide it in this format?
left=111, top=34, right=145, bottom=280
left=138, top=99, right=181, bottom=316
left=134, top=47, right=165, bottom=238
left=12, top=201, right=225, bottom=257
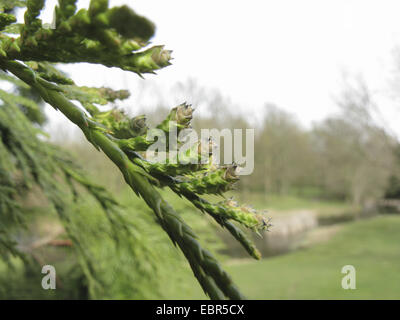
left=0, top=0, right=271, bottom=299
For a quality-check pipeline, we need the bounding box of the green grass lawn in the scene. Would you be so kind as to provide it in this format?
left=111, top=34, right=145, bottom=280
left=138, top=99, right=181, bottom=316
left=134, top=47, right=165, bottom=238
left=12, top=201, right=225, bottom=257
left=239, top=193, right=350, bottom=212
left=176, top=215, right=400, bottom=299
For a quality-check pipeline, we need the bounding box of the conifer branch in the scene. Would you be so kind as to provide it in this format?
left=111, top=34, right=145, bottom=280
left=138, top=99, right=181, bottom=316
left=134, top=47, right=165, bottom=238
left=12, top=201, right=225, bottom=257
left=0, top=59, right=245, bottom=300
left=0, top=0, right=271, bottom=299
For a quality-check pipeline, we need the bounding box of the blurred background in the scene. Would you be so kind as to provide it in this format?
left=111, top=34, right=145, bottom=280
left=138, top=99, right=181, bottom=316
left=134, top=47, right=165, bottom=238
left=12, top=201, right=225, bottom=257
left=2, top=0, right=400, bottom=299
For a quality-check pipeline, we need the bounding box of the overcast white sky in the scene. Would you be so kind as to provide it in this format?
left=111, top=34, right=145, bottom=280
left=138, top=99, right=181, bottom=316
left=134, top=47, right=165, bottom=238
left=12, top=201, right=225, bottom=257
left=38, top=0, right=400, bottom=136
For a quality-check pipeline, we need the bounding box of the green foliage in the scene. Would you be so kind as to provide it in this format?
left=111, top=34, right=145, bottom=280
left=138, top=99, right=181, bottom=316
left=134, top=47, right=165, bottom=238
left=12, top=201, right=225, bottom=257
left=385, top=145, right=400, bottom=198
left=386, top=175, right=400, bottom=198
left=0, top=70, right=168, bottom=298
left=0, top=1, right=26, bottom=12
left=1, top=0, right=170, bottom=74
left=0, top=12, right=16, bottom=30
left=0, top=0, right=268, bottom=299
